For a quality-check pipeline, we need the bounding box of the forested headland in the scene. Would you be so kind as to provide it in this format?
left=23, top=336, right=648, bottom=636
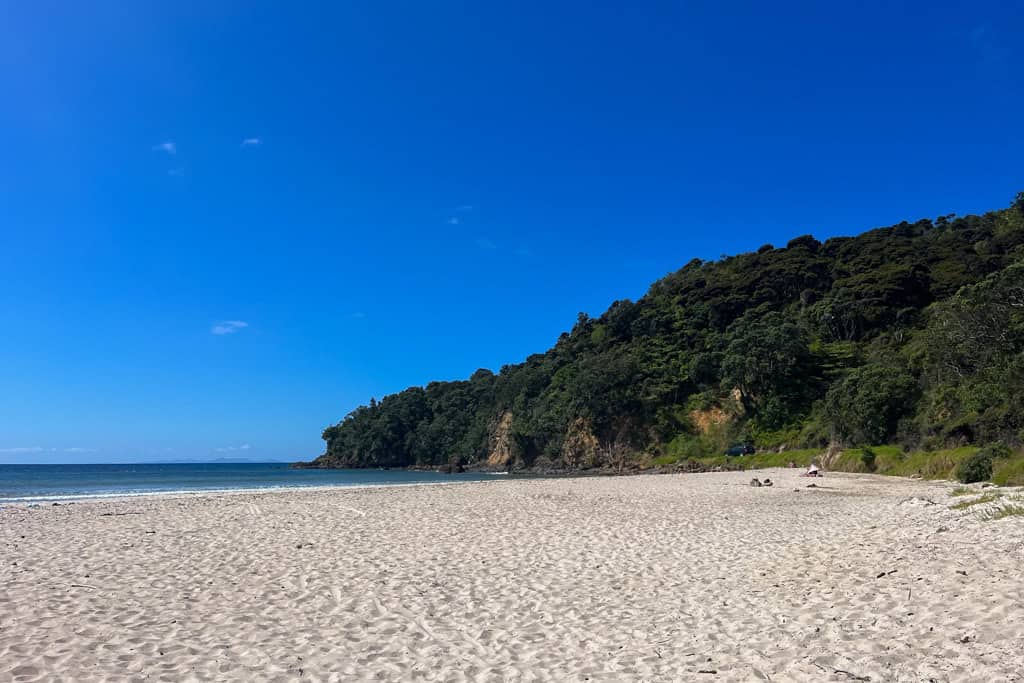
left=298, top=195, right=1024, bottom=483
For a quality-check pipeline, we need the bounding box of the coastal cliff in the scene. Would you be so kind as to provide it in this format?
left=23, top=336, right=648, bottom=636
left=298, top=195, right=1024, bottom=474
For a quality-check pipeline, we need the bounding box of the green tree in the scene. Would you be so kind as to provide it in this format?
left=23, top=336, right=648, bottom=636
left=824, top=364, right=918, bottom=446
left=301, top=199, right=1024, bottom=469
left=719, top=311, right=817, bottom=422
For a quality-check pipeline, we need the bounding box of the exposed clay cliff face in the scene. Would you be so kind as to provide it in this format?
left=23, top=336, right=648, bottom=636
left=485, top=410, right=514, bottom=468
left=561, top=417, right=601, bottom=468
left=689, top=405, right=731, bottom=435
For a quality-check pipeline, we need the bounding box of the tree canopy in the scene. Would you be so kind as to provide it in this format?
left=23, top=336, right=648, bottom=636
left=303, top=195, right=1024, bottom=469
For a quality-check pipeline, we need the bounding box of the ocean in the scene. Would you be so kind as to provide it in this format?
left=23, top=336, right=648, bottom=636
left=0, top=463, right=506, bottom=503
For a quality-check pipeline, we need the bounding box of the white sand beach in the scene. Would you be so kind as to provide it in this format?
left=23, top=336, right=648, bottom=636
left=2, top=470, right=1023, bottom=682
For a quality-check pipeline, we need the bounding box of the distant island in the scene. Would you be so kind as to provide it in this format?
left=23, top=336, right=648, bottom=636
left=297, top=194, right=1024, bottom=483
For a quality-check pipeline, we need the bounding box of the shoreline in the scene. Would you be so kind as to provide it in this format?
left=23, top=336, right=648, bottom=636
left=0, top=463, right=913, bottom=507
left=0, top=476, right=511, bottom=506
left=0, top=464, right=994, bottom=506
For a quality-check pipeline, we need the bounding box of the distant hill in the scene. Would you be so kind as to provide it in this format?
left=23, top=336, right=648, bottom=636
left=161, top=457, right=292, bottom=464
left=301, top=194, right=1024, bottom=471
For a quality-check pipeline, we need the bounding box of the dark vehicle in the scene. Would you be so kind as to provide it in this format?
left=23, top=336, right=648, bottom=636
left=725, top=444, right=755, bottom=456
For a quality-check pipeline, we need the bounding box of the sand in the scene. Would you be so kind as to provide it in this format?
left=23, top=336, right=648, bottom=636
left=2, top=470, right=1023, bottom=682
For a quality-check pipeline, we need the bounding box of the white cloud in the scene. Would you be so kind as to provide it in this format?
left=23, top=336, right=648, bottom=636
left=0, top=447, right=44, bottom=453
left=153, top=141, right=177, bottom=155
left=475, top=238, right=497, bottom=250
left=216, top=443, right=252, bottom=453
left=446, top=205, right=474, bottom=224
left=241, top=137, right=262, bottom=147
left=65, top=447, right=98, bottom=453
left=351, top=311, right=367, bottom=319
left=211, top=320, right=249, bottom=335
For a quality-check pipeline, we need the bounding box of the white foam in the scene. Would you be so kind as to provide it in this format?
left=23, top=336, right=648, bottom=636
left=0, top=475, right=510, bottom=504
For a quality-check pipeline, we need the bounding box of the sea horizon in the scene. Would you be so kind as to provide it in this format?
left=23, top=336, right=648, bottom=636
left=0, top=462, right=506, bottom=503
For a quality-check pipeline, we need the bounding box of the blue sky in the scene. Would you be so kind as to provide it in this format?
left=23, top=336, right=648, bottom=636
left=1, top=1, right=1022, bottom=463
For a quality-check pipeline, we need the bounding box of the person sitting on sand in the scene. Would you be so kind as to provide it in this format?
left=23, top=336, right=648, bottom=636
left=801, top=462, right=821, bottom=477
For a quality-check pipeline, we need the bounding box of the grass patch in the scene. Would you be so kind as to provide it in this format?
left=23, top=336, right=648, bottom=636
left=950, top=492, right=1002, bottom=510
left=992, top=457, right=1024, bottom=486
left=654, top=444, right=1022, bottom=487
left=824, top=445, right=979, bottom=479
left=681, top=448, right=823, bottom=472
left=663, top=432, right=722, bottom=461
left=733, top=448, right=821, bottom=469
left=834, top=445, right=904, bottom=473
left=982, top=504, right=1024, bottom=520
left=840, top=445, right=1021, bottom=483
left=884, top=446, right=977, bottom=479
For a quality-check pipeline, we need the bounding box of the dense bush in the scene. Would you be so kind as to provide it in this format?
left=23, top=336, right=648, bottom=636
left=956, top=450, right=994, bottom=484
left=824, top=365, right=919, bottom=446
left=306, top=196, right=1024, bottom=470
left=978, top=442, right=1012, bottom=462
left=860, top=447, right=877, bottom=472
